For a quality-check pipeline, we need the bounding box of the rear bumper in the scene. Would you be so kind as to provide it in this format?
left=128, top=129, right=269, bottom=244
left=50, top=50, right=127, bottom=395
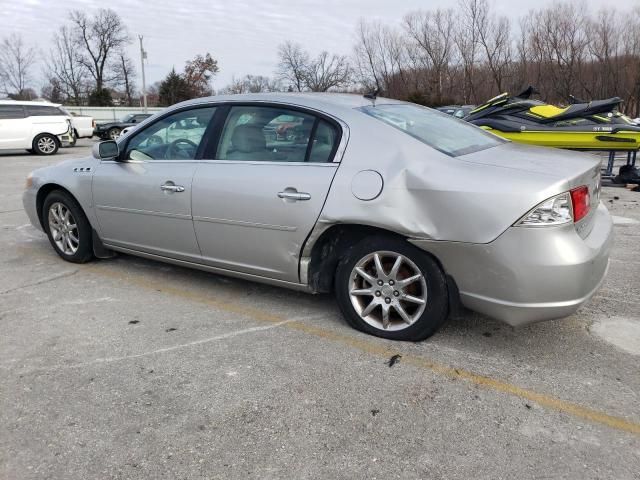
left=411, top=202, right=613, bottom=327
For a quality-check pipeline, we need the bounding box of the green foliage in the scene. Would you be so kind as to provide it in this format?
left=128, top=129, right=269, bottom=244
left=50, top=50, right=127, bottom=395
left=158, top=68, right=191, bottom=106
left=88, top=88, right=113, bottom=106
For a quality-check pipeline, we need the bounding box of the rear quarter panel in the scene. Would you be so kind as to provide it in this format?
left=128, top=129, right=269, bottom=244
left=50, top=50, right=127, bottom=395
left=29, top=116, right=70, bottom=139
left=319, top=110, right=566, bottom=244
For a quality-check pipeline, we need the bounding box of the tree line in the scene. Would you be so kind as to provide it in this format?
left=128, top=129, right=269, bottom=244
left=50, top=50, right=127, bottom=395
left=352, top=0, right=640, bottom=115
left=2, top=1, right=639, bottom=114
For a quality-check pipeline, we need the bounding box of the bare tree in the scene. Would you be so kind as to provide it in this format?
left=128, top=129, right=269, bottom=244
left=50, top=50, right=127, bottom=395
left=277, top=42, right=310, bottom=92
left=111, top=52, right=136, bottom=106
left=0, top=33, right=37, bottom=97
left=404, top=9, right=456, bottom=103
left=305, top=51, right=351, bottom=92
left=277, top=42, right=351, bottom=92
left=532, top=2, right=590, bottom=100
left=474, top=0, right=512, bottom=94
left=45, top=26, right=88, bottom=105
left=455, top=0, right=481, bottom=103
left=183, top=53, right=219, bottom=98
left=221, top=75, right=282, bottom=94
left=353, top=20, right=409, bottom=97
left=69, top=9, right=130, bottom=94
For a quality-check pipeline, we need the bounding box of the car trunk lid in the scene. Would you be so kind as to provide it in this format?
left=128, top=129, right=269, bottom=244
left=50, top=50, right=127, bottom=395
left=459, top=142, right=602, bottom=238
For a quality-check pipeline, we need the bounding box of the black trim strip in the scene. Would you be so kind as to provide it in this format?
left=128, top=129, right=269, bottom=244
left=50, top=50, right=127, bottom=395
left=304, top=118, right=319, bottom=163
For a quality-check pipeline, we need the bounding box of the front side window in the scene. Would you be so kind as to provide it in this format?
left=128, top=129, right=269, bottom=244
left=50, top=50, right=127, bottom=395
left=359, top=104, right=503, bottom=157
left=216, top=106, right=338, bottom=163
left=0, top=105, right=25, bottom=119
left=124, top=107, right=216, bottom=161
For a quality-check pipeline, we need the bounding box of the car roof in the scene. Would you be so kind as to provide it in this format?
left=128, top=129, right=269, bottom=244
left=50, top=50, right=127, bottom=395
left=0, top=99, right=62, bottom=107
left=173, top=92, right=406, bottom=113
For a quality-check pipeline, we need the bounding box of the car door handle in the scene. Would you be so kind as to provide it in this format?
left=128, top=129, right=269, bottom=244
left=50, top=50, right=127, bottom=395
left=161, top=183, right=185, bottom=193
left=278, top=190, right=311, bottom=201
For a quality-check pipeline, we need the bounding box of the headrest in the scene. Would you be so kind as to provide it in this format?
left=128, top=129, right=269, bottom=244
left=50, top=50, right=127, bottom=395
left=231, top=124, right=265, bottom=153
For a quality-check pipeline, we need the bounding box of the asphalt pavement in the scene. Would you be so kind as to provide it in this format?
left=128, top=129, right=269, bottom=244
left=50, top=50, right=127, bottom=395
left=1, top=140, right=639, bottom=479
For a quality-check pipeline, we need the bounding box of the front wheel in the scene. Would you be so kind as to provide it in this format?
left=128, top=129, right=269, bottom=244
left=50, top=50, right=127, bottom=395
left=43, top=191, right=94, bottom=263
left=107, top=127, right=121, bottom=140
left=32, top=134, right=59, bottom=155
left=335, top=236, right=449, bottom=341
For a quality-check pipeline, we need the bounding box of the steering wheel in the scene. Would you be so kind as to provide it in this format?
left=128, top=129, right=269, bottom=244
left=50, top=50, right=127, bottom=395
left=166, top=138, right=198, bottom=159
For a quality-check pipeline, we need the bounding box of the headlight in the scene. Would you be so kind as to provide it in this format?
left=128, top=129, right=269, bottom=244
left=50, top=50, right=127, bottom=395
left=515, top=192, right=573, bottom=227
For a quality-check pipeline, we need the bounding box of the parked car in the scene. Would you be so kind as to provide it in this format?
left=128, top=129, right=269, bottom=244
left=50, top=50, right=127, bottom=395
left=23, top=93, right=612, bottom=341
left=0, top=100, right=73, bottom=155
left=60, top=108, right=95, bottom=140
left=436, top=105, right=475, bottom=118
left=94, top=113, right=153, bottom=140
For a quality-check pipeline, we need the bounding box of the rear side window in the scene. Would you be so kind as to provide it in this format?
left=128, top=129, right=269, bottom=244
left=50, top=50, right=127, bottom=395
left=309, top=120, right=339, bottom=163
left=0, top=105, right=25, bottom=119
left=25, top=105, right=64, bottom=117
left=216, top=105, right=339, bottom=163
left=359, top=104, right=504, bottom=157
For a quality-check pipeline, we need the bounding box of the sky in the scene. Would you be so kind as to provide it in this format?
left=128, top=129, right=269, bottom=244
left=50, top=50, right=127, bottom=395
left=2, top=0, right=638, bottom=93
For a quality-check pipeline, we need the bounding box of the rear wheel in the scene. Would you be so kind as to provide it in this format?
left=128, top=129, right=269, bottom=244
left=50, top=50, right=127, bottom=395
left=32, top=134, right=59, bottom=155
left=43, top=190, right=94, bottom=263
left=335, top=236, right=449, bottom=341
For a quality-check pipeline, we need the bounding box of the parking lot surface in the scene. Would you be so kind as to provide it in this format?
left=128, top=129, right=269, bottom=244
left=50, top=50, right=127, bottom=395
left=1, top=140, right=639, bottom=479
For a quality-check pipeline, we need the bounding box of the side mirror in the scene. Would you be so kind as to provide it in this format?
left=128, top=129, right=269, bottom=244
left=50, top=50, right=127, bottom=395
left=93, top=140, right=120, bottom=160
left=132, top=119, right=137, bottom=123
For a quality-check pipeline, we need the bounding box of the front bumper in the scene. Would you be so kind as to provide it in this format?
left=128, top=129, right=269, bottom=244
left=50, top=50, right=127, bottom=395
left=22, top=188, right=42, bottom=232
left=411, top=202, right=613, bottom=327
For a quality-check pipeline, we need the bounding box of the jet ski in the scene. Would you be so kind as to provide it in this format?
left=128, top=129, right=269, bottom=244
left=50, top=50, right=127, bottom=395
left=465, top=87, right=640, bottom=151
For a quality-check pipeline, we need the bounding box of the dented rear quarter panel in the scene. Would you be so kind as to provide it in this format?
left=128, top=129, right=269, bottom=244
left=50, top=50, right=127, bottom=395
left=317, top=108, right=595, bottom=245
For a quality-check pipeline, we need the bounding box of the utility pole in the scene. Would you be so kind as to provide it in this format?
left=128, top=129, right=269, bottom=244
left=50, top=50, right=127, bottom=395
left=138, top=35, right=148, bottom=113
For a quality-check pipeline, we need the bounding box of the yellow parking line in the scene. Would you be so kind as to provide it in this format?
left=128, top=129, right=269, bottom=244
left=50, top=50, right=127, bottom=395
left=83, top=263, right=640, bottom=436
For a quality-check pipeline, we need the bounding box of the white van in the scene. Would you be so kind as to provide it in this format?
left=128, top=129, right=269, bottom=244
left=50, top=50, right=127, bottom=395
left=0, top=100, right=74, bottom=155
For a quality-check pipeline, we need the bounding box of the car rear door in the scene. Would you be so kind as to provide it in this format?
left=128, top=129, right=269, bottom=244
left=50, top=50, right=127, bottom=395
left=191, top=104, right=343, bottom=282
left=0, top=105, right=29, bottom=148
left=92, top=106, right=217, bottom=262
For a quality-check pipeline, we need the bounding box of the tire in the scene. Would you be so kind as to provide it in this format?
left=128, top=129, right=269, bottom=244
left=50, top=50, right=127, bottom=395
left=107, top=127, right=121, bottom=140
left=43, top=190, right=94, bottom=263
left=334, top=236, right=449, bottom=341
left=32, top=134, right=59, bottom=155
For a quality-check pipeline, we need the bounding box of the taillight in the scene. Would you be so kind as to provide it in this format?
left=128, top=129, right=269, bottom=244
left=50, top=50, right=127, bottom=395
left=515, top=185, right=591, bottom=227
left=570, top=186, right=590, bottom=223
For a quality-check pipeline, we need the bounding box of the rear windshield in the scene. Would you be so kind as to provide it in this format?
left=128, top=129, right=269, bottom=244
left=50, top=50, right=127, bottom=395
left=359, top=104, right=504, bottom=156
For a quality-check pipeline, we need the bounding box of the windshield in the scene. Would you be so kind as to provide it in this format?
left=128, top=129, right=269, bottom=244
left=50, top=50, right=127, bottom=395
left=359, top=104, right=504, bottom=156
left=121, top=114, right=134, bottom=122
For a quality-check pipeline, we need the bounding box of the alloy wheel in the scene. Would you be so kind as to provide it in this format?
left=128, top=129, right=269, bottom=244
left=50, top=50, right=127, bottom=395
left=348, top=251, right=428, bottom=331
left=48, top=202, right=79, bottom=255
left=37, top=136, right=57, bottom=154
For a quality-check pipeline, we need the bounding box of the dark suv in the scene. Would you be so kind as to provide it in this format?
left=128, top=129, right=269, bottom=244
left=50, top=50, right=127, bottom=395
left=94, top=114, right=153, bottom=140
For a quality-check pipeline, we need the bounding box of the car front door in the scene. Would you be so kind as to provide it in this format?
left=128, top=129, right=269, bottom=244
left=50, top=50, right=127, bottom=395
left=191, top=105, right=342, bottom=282
left=92, top=106, right=217, bottom=262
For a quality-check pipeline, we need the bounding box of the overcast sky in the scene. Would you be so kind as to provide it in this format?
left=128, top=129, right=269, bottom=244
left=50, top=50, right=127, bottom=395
left=2, top=0, right=638, bottom=92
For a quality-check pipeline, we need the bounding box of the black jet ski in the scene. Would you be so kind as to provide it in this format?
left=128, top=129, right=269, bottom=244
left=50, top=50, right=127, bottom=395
left=465, top=87, right=640, bottom=151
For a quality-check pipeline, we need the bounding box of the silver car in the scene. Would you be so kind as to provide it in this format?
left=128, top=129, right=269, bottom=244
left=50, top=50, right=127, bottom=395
left=23, top=93, right=613, bottom=341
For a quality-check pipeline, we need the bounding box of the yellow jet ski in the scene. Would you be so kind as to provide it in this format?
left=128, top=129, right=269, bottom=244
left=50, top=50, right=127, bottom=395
left=465, top=87, right=640, bottom=151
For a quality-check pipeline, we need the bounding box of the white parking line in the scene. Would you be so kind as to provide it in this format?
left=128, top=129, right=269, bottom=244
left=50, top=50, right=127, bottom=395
left=3, top=319, right=298, bottom=374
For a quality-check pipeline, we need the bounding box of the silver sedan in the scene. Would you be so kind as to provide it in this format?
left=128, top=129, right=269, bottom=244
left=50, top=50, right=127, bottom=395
left=23, top=93, right=613, bottom=341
